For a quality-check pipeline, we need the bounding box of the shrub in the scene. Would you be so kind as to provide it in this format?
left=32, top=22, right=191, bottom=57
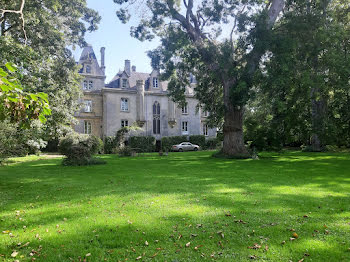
left=161, top=136, right=188, bottom=151
left=129, top=136, right=156, bottom=152
left=104, top=136, right=118, bottom=154
left=117, top=146, right=133, bottom=157
left=205, top=138, right=221, bottom=150
left=189, top=135, right=206, bottom=149
left=59, top=132, right=104, bottom=166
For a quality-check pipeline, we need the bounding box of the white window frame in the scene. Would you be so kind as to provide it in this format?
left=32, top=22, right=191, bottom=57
left=122, top=79, right=127, bottom=88
left=153, top=77, right=158, bottom=88
left=83, top=80, right=88, bottom=90
left=182, top=121, right=188, bottom=132
left=84, top=121, right=92, bottom=134
left=203, top=124, right=209, bottom=136
left=88, top=80, right=93, bottom=90
left=204, top=111, right=209, bottom=117
left=181, top=104, right=188, bottom=114
left=84, top=100, right=92, bottom=113
left=121, top=119, right=129, bottom=128
left=86, top=65, right=91, bottom=74
left=121, top=98, right=129, bottom=112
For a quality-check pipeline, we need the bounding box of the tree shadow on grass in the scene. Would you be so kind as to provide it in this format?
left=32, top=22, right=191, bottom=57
left=0, top=152, right=349, bottom=261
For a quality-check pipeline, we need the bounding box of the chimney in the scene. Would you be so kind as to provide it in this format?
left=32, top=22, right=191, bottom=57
left=124, top=60, right=131, bottom=75
left=132, top=65, right=136, bottom=72
left=100, top=47, right=106, bottom=74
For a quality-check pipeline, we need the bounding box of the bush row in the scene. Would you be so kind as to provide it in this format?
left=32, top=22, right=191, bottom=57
left=129, top=136, right=156, bottom=152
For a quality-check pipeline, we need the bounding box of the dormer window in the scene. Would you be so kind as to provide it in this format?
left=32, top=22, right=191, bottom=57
left=86, top=65, right=91, bottom=74
left=122, top=79, right=127, bottom=88
left=153, top=77, right=158, bottom=88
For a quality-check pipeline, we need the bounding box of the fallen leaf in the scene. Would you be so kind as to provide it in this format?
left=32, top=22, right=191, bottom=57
left=185, top=242, right=191, bottom=247
left=86, top=253, right=91, bottom=257
left=11, top=251, right=18, bottom=257
left=145, top=241, right=149, bottom=246
left=194, top=245, right=203, bottom=250
left=265, top=245, right=269, bottom=251
left=150, top=252, right=158, bottom=258
left=136, top=255, right=142, bottom=260
left=2, top=230, right=10, bottom=234
left=290, top=237, right=296, bottom=241
left=292, top=232, right=299, bottom=238
left=248, top=243, right=261, bottom=250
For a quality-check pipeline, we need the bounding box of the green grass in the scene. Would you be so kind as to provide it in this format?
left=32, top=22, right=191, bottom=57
left=0, top=151, right=350, bottom=261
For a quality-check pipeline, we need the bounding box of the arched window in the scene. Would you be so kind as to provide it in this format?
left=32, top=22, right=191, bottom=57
left=153, top=101, right=160, bottom=134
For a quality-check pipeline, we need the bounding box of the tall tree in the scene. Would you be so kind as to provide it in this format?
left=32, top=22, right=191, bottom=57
left=0, top=0, right=100, bottom=141
left=248, top=0, right=350, bottom=150
left=114, top=0, right=285, bottom=157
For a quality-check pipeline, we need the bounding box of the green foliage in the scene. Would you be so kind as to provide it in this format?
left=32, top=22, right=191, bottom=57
left=117, top=146, right=133, bottom=157
left=58, top=132, right=104, bottom=166
left=0, top=0, right=101, bottom=141
left=189, top=135, right=206, bottom=149
left=129, top=136, right=156, bottom=152
left=205, top=138, right=221, bottom=150
left=0, top=120, right=48, bottom=163
left=161, top=136, right=188, bottom=151
left=0, top=63, right=51, bottom=128
left=104, top=127, right=130, bottom=154
left=248, top=0, right=350, bottom=150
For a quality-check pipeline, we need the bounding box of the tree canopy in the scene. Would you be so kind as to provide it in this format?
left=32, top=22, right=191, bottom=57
left=0, top=0, right=100, bottom=141
left=114, top=0, right=285, bottom=157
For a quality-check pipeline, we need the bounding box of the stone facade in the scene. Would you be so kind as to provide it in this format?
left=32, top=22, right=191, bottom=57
left=74, top=46, right=217, bottom=140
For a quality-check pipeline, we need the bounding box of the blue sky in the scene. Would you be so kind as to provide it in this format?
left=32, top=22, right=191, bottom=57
left=72, top=0, right=160, bottom=82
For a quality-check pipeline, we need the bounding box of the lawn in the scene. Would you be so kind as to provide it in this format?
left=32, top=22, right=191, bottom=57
left=0, top=151, right=350, bottom=261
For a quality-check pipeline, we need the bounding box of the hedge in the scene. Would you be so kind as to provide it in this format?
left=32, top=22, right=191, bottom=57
left=205, top=138, right=221, bottom=150
left=161, top=136, right=188, bottom=151
left=129, top=136, right=156, bottom=152
left=189, top=135, right=206, bottom=148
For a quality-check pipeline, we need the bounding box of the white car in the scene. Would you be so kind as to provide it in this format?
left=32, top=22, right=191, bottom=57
left=172, top=142, right=200, bottom=152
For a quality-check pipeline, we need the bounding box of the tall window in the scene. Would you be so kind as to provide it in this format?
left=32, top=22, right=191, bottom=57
left=86, top=65, right=91, bottom=74
left=181, top=104, right=188, bottom=114
left=204, top=111, right=209, bottom=117
left=153, top=77, right=158, bottom=88
left=203, top=124, right=209, bottom=136
left=121, top=98, right=129, bottom=111
left=121, top=120, right=129, bottom=128
left=84, top=100, right=92, bottom=112
left=122, top=79, right=127, bottom=88
left=83, top=80, right=88, bottom=90
left=88, top=81, right=93, bottom=89
left=84, top=121, right=92, bottom=134
left=182, top=121, right=188, bottom=133
left=153, top=101, right=160, bottom=134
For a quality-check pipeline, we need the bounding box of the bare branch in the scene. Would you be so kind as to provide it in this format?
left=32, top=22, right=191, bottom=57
left=0, top=0, right=27, bottom=44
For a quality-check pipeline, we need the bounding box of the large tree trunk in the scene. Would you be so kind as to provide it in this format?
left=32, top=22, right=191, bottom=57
left=222, top=106, right=249, bottom=157
left=221, top=80, right=250, bottom=157
left=310, top=87, right=326, bottom=152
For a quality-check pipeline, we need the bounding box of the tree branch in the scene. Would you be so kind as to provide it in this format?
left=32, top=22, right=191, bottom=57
left=246, top=0, right=285, bottom=76
left=0, top=0, right=27, bottom=44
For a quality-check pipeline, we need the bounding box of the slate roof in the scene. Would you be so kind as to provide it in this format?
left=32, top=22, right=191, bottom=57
left=78, top=46, right=105, bottom=77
